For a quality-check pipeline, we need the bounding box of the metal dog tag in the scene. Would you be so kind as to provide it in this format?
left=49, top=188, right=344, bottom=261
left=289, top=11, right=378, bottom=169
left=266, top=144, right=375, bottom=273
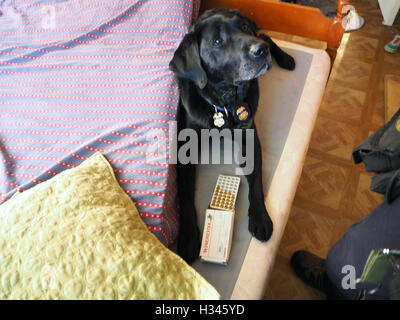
left=213, top=112, right=225, bottom=128
left=233, top=102, right=250, bottom=123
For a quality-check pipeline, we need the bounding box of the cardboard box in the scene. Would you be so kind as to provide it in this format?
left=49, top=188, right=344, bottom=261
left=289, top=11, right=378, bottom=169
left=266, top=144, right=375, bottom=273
left=199, top=208, right=235, bottom=265
left=199, top=174, right=240, bottom=265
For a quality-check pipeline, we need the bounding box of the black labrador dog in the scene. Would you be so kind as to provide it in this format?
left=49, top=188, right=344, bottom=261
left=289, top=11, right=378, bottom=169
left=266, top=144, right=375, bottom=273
left=169, top=8, right=295, bottom=263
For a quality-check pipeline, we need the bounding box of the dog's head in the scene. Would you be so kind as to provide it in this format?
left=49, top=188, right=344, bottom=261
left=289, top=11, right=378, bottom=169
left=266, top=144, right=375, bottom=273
left=169, top=8, right=271, bottom=89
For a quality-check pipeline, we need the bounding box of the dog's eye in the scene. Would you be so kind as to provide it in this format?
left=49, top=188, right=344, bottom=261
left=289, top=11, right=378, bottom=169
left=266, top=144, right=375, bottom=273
left=213, top=37, right=223, bottom=47
left=242, top=23, right=251, bottom=33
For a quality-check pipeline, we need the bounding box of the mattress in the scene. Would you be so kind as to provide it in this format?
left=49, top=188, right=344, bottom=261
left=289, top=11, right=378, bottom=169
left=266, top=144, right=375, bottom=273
left=191, top=39, right=331, bottom=299
left=0, top=0, right=200, bottom=246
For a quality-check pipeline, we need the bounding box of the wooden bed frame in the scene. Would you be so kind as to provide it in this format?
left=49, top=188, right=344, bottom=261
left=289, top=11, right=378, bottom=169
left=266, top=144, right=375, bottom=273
left=200, top=0, right=352, bottom=64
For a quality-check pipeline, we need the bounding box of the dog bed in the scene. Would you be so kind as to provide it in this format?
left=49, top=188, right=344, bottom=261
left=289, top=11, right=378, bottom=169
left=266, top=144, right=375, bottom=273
left=190, top=39, right=331, bottom=299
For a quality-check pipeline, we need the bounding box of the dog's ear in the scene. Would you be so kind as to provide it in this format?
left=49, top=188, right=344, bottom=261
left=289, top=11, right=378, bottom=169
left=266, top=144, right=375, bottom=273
left=244, top=16, right=258, bottom=36
left=234, top=11, right=258, bottom=36
left=169, top=32, right=207, bottom=89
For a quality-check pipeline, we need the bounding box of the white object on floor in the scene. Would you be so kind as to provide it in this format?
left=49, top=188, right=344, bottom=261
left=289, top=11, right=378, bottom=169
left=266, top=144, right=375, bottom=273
left=378, top=0, right=400, bottom=26
left=344, top=10, right=365, bottom=32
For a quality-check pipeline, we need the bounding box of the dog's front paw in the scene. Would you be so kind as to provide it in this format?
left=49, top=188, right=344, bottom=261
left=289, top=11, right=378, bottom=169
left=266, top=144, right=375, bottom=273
left=248, top=205, right=273, bottom=241
left=278, top=54, right=295, bottom=71
left=177, top=222, right=201, bottom=264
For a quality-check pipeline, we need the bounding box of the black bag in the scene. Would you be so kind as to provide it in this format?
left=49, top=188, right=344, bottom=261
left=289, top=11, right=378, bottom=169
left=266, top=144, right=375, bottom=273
left=353, top=108, right=400, bottom=173
left=353, top=108, right=400, bottom=203
left=371, top=169, right=400, bottom=204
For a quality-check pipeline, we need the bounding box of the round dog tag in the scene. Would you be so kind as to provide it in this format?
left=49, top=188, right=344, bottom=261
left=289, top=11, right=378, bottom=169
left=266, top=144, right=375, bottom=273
left=213, top=112, right=225, bottom=128
left=233, top=103, right=251, bottom=124
left=236, top=105, right=249, bottom=121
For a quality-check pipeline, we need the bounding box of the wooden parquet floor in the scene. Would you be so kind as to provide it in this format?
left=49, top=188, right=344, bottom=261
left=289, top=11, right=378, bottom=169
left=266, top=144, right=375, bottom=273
left=263, top=0, right=400, bottom=300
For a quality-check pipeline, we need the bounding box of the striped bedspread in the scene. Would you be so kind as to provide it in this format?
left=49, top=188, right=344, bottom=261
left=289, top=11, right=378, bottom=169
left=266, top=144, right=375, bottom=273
left=0, top=0, right=199, bottom=246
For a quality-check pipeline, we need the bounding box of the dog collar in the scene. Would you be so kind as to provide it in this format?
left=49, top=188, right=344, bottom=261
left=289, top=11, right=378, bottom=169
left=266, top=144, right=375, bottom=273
left=212, top=104, right=234, bottom=116
left=202, top=83, right=251, bottom=128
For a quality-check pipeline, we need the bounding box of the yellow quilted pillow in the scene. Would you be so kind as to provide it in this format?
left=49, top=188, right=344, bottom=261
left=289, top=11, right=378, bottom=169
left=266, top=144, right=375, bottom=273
left=0, top=152, right=219, bottom=300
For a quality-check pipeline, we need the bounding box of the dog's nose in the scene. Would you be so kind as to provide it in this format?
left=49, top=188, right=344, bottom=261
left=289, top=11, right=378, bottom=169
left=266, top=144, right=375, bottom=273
left=250, top=43, right=267, bottom=58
